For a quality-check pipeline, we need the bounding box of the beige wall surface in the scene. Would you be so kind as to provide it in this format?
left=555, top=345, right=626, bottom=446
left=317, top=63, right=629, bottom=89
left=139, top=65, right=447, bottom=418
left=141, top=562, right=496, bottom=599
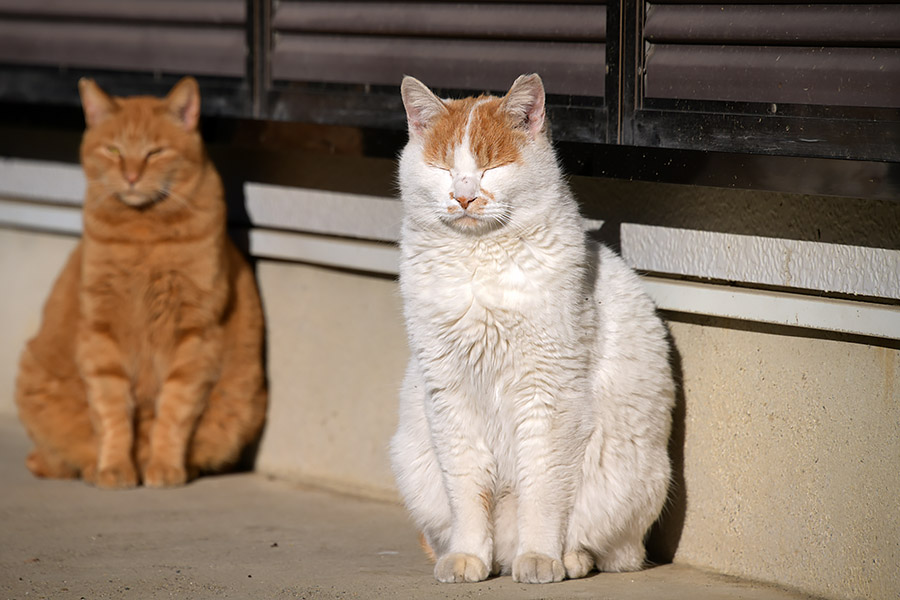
left=253, top=260, right=408, bottom=501
left=664, top=320, right=899, bottom=600
left=0, top=228, right=78, bottom=416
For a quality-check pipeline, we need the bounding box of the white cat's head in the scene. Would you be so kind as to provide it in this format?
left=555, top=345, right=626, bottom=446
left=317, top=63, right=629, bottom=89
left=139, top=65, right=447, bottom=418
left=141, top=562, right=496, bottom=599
left=398, top=74, right=558, bottom=235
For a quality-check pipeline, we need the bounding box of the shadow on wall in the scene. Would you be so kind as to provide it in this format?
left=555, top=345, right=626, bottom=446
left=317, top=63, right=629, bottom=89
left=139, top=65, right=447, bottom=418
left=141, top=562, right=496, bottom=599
left=646, top=331, right=688, bottom=565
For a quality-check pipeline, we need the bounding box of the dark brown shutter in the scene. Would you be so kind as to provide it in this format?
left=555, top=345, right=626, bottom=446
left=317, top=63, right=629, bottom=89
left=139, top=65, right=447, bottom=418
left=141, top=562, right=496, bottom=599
left=0, top=0, right=246, bottom=78
left=643, top=3, right=900, bottom=108
left=271, top=1, right=607, bottom=97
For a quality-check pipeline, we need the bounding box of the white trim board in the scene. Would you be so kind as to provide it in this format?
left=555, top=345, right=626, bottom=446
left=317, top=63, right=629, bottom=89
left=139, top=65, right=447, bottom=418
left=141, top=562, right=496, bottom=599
left=0, top=158, right=84, bottom=205
left=1, top=201, right=896, bottom=340
left=244, top=182, right=402, bottom=243
left=248, top=229, right=399, bottom=276
left=244, top=182, right=605, bottom=242
left=1, top=160, right=897, bottom=339
left=3, top=159, right=895, bottom=301
left=239, top=231, right=900, bottom=341
left=0, top=199, right=82, bottom=234
left=622, top=224, right=900, bottom=301
left=642, top=277, right=900, bottom=341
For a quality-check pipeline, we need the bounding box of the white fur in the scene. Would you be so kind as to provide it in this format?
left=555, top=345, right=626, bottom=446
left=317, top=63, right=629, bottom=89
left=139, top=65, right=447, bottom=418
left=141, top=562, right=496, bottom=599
left=390, top=75, right=674, bottom=584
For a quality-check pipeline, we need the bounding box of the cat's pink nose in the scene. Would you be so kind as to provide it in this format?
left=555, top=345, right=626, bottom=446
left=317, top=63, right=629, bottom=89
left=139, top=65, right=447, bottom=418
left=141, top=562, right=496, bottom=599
left=456, top=194, right=474, bottom=209
left=452, top=173, right=479, bottom=208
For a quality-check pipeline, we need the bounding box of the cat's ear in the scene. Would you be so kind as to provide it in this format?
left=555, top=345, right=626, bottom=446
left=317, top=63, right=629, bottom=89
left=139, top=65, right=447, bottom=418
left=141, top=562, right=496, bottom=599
left=401, top=76, right=447, bottom=137
left=165, top=77, right=201, bottom=132
left=78, top=78, right=118, bottom=128
left=500, top=73, right=546, bottom=138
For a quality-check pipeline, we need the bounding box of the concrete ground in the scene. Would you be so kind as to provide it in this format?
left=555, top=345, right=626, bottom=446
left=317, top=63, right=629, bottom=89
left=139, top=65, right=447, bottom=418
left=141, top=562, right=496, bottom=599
left=0, top=418, right=821, bottom=600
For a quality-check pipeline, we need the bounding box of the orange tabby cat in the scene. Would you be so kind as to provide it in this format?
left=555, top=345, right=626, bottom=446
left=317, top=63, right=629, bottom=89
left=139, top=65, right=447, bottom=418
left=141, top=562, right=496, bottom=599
left=15, top=77, right=267, bottom=489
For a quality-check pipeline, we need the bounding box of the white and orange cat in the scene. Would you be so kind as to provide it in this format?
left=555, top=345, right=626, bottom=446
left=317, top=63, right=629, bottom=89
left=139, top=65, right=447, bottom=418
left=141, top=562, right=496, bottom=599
left=390, top=75, right=674, bottom=583
left=15, top=78, right=267, bottom=489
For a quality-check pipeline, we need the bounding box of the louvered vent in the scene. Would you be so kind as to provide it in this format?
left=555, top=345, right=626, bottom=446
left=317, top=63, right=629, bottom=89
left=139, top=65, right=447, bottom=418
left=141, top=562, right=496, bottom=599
left=643, top=2, right=900, bottom=108
left=0, top=0, right=246, bottom=78
left=271, top=1, right=607, bottom=97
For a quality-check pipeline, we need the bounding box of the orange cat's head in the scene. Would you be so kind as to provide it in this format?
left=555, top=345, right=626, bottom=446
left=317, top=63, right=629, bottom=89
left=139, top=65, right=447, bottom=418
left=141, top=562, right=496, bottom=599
left=78, top=77, right=205, bottom=210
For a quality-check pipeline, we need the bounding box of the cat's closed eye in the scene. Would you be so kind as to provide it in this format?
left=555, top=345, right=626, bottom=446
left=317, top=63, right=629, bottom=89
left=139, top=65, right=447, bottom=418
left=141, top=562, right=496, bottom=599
left=146, top=147, right=164, bottom=159
left=106, top=145, right=120, bottom=157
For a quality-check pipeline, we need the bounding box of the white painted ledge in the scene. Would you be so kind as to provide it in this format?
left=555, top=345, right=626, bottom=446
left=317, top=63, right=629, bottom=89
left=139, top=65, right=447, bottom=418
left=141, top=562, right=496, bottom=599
left=0, top=198, right=82, bottom=234
left=245, top=182, right=402, bottom=243
left=623, top=224, right=900, bottom=301
left=642, top=277, right=900, bottom=340
left=248, top=229, right=399, bottom=276
left=0, top=158, right=84, bottom=205
left=2, top=158, right=897, bottom=339
left=238, top=231, right=900, bottom=341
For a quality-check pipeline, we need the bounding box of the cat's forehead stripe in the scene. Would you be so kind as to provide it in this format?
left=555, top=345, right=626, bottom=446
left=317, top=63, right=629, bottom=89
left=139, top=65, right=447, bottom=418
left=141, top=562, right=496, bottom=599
left=423, top=96, right=523, bottom=168
left=421, top=97, right=476, bottom=166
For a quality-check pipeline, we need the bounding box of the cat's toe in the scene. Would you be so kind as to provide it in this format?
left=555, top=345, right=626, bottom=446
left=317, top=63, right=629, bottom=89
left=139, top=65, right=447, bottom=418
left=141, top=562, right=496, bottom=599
left=94, top=462, right=138, bottom=490
left=512, top=552, right=565, bottom=584
left=563, top=549, right=594, bottom=579
left=434, top=553, right=489, bottom=583
left=143, top=462, right=188, bottom=488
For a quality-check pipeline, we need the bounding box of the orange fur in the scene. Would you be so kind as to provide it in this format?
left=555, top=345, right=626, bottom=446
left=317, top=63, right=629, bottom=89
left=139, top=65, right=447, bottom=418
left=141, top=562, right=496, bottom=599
left=15, top=77, right=267, bottom=489
left=418, top=532, right=438, bottom=564
left=423, top=96, right=476, bottom=168
left=467, top=98, right=526, bottom=169
left=422, top=95, right=524, bottom=170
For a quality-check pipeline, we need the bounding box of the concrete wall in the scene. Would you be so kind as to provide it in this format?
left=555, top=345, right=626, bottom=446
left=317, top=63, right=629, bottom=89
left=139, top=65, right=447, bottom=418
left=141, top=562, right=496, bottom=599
left=0, top=228, right=78, bottom=416
left=666, top=320, right=899, bottom=600
left=253, top=260, right=407, bottom=501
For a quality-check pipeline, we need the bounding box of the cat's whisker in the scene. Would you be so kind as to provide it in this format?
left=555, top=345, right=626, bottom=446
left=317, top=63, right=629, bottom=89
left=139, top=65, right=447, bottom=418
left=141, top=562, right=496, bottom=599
left=159, top=186, right=192, bottom=211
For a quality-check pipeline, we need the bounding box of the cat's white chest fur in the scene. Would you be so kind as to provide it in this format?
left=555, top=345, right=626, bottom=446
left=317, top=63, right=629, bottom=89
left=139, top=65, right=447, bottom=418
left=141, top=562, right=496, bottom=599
left=418, top=235, right=548, bottom=324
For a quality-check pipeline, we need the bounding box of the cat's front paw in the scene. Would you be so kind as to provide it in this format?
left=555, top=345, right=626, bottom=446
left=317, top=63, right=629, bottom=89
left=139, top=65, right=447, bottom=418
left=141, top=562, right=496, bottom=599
left=512, top=552, right=565, bottom=584
left=143, top=461, right=188, bottom=488
left=94, top=462, right=138, bottom=490
left=434, top=553, right=490, bottom=583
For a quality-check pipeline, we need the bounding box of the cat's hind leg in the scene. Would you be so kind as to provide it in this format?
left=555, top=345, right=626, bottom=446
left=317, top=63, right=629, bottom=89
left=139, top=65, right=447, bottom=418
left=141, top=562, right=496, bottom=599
left=390, top=362, right=460, bottom=577
left=596, top=532, right=646, bottom=572
left=566, top=422, right=669, bottom=575
left=188, top=381, right=266, bottom=475
left=389, top=403, right=453, bottom=559
left=15, top=348, right=97, bottom=482
left=187, top=250, right=267, bottom=478
left=26, top=448, right=79, bottom=479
